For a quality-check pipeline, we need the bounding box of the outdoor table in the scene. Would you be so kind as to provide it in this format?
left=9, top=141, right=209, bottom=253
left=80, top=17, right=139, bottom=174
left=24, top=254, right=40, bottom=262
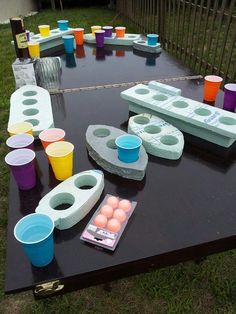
left=5, top=44, right=236, bottom=298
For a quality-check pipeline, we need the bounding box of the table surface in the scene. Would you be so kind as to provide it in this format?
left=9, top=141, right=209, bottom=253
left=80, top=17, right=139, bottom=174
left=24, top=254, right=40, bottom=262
left=5, top=44, right=236, bottom=295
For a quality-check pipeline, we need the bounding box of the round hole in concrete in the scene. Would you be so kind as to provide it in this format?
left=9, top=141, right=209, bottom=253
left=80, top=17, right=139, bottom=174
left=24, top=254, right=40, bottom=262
left=144, top=125, right=161, bottom=134
left=135, top=88, right=150, bottom=95
left=172, top=101, right=188, bottom=108
left=74, top=175, right=97, bottom=190
left=22, top=98, right=38, bottom=105
left=160, top=135, right=179, bottom=145
left=133, top=116, right=150, bottom=124
left=194, top=108, right=211, bottom=116
left=106, top=139, right=117, bottom=149
left=24, top=119, right=39, bottom=126
left=23, top=90, right=37, bottom=97
left=93, top=128, right=111, bottom=137
left=219, top=116, right=236, bottom=125
left=153, top=94, right=168, bottom=101
left=23, top=108, right=39, bottom=116
left=50, top=192, right=75, bottom=211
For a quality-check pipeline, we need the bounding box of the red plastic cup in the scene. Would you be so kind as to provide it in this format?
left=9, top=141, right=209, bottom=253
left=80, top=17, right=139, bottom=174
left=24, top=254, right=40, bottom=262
left=74, top=28, right=84, bottom=45
left=5, top=149, right=36, bottom=190
left=39, top=128, right=65, bottom=150
left=203, top=75, right=223, bottom=103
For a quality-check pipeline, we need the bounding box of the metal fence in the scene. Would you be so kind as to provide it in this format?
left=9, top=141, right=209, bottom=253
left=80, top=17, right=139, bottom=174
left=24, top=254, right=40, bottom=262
left=116, top=0, right=236, bottom=83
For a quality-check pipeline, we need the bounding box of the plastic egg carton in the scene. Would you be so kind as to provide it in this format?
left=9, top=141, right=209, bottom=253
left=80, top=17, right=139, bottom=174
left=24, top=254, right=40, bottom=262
left=133, top=39, right=162, bottom=53
left=30, top=28, right=75, bottom=51
left=8, top=85, right=54, bottom=136
left=36, top=170, right=104, bottom=230
left=84, top=33, right=141, bottom=46
left=86, top=124, right=148, bottom=181
left=128, top=113, right=184, bottom=159
left=80, top=194, right=137, bottom=251
left=121, top=81, right=236, bottom=147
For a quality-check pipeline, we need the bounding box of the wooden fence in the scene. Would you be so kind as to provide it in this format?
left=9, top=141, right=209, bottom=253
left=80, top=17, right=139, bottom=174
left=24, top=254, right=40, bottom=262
left=116, top=0, right=236, bottom=83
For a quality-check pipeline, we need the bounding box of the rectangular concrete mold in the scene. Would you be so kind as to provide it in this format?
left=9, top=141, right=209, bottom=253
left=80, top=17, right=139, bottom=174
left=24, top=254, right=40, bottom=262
left=29, top=28, right=74, bottom=51
left=8, top=85, right=54, bottom=136
left=133, top=40, right=162, bottom=54
left=128, top=113, right=184, bottom=159
left=86, top=125, right=148, bottom=180
left=121, top=81, right=236, bottom=147
left=35, top=170, right=104, bottom=230
left=84, top=33, right=141, bottom=46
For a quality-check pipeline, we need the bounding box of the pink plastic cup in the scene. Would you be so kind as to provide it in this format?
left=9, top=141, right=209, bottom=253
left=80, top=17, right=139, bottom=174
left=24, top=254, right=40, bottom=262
left=39, top=128, right=65, bottom=150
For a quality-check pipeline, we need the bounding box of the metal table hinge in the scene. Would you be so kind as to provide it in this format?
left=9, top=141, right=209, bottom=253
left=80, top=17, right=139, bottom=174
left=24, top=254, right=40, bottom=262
left=34, top=280, right=64, bottom=297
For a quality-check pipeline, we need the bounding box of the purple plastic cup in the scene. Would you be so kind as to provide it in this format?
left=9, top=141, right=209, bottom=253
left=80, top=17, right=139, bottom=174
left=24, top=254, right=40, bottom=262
left=5, top=148, right=36, bottom=190
left=103, top=26, right=113, bottom=37
left=95, top=30, right=105, bottom=48
left=6, top=134, right=34, bottom=150
left=223, top=83, right=236, bottom=112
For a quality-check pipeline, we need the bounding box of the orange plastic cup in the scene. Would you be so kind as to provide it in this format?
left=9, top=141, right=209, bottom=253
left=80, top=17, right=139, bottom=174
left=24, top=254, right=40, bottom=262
left=115, top=26, right=126, bottom=38
left=39, top=128, right=65, bottom=149
left=74, top=28, right=84, bottom=45
left=203, top=75, right=223, bottom=102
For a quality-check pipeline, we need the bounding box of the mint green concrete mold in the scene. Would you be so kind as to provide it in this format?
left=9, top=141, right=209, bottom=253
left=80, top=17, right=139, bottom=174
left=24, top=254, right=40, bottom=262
left=84, top=33, right=141, bottom=46
left=35, top=170, right=104, bottom=230
left=30, top=28, right=74, bottom=51
left=8, top=85, right=54, bottom=136
left=121, top=81, right=236, bottom=147
left=86, top=125, right=148, bottom=180
left=133, top=40, right=162, bottom=54
left=128, top=113, right=184, bottom=159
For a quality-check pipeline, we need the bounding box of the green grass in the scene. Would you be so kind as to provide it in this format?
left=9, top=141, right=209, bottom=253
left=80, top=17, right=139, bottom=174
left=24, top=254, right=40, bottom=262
left=1, top=6, right=236, bottom=314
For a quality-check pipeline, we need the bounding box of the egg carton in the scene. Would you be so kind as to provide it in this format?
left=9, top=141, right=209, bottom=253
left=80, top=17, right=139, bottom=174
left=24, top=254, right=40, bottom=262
left=29, top=28, right=74, bottom=51
left=86, top=125, right=148, bottom=181
left=35, top=170, right=104, bottom=230
left=81, top=194, right=137, bottom=251
left=133, top=39, right=162, bottom=54
left=84, top=33, right=141, bottom=46
left=128, top=113, right=184, bottom=159
left=8, top=85, right=54, bottom=136
left=121, top=81, right=236, bottom=147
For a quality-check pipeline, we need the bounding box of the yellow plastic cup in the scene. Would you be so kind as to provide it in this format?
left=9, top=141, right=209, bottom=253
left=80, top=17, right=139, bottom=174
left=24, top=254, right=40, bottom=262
left=45, top=141, right=74, bottom=181
left=8, top=122, right=33, bottom=136
left=28, top=42, right=40, bottom=58
left=91, top=25, right=101, bottom=36
left=38, top=25, right=50, bottom=37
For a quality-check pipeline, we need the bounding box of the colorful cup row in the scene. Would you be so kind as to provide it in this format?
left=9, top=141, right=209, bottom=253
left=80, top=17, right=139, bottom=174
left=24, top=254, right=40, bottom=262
left=203, top=76, right=236, bottom=111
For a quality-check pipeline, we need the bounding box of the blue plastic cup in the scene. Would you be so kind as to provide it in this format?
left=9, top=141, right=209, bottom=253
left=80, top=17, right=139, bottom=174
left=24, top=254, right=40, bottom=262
left=115, top=134, right=142, bottom=163
left=147, top=34, right=159, bottom=46
left=57, top=20, right=69, bottom=31
left=62, top=35, right=74, bottom=53
left=14, top=213, right=54, bottom=267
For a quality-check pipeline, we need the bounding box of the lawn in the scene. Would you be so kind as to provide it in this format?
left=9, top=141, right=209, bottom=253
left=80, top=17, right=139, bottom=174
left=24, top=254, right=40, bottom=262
left=1, top=6, right=236, bottom=314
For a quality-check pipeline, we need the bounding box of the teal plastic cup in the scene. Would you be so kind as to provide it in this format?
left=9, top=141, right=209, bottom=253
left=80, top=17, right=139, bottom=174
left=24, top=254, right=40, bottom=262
left=147, top=34, right=159, bottom=46
left=14, top=213, right=54, bottom=267
left=115, top=134, right=142, bottom=163
left=57, top=20, right=69, bottom=31
left=62, top=35, right=74, bottom=53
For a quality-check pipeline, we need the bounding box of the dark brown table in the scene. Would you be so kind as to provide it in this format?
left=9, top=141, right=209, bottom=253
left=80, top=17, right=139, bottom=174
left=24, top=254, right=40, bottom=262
left=5, top=44, right=236, bottom=298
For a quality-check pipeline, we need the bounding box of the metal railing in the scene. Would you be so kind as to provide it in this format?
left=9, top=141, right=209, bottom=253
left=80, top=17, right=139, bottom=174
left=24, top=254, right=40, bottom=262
left=116, top=0, right=236, bottom=83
